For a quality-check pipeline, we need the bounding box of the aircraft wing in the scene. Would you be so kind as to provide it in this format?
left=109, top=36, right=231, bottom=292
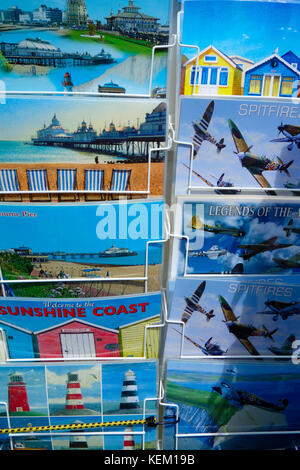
left=219, top=296, right=237, bottom=322
left=228, top=119, right=249, bottom=153
left=191, top=281, right=206, bottom=303
left=239, top=338, right=261, bottom=356
left=270, top=137, right=291, bottom=143
left=238, top=237, right=277, bottom=250
left=182, top=163, right=213, bottom=186
left=192, top=101, right=215, bottom=158
left=283, top=125, right=300, bottom=136
left=181, top=306, right=193, bottom=323
left=251, top=172, right=273, bottom=189
left=173, top=329, right=208, bottom=354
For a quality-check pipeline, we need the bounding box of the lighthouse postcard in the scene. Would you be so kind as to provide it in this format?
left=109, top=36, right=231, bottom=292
left=163, top=359, right=300, bottom=450
left=0, top=0, right=171, bottom=95
left=0, top=95, right=167, bottom=200
left=0, top=199, right=165, bottom=291
left=171, top=195, right=300, bottom=276
left=163, top=275, right=300, bottom=358
left=180, top=0, right=300, bottom=100
left=175, top=96, right=300, bottom=195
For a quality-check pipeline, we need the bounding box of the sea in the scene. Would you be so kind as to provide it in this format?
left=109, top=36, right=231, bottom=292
left=0, top=140, right=127, bottom=164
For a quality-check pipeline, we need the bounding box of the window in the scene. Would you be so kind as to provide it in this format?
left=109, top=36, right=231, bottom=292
left=219, top=67, right=229, bottom=86
left=280, top=76, right=294, bottom=96
left=204, top=55, right=218, bottom=63
left=249, top=75, right=262, bottom=94
left=190, top=66, right=200, bottom=85
left=201, top=67, right=208, bottom=84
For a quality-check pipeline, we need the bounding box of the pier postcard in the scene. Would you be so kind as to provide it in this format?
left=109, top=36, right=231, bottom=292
left=164, top=275, right=300, bottom=358
left=0, top=95, right=166, bottom=200
left=172, top=195, right=300, bottom=276
left=163, top=359, right=300, bottom=450
left=180, top=0, right=300, bottom=99
left=0, top=199, right=164, bottom=290
left=175, top=96, right=300, bottom=195
left=0, top=291, right=161, bottom=360
left=0, top=0, right=170, bottom=95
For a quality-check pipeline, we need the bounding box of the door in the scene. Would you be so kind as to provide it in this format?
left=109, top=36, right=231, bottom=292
left=60, top=332, right=96, bottom=358
left=262, top=75, right=280, bottom=97
left=197, top=67, right=219, bottom=95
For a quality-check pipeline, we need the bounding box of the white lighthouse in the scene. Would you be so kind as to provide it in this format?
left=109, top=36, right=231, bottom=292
left=120, top=369, right=139, bottom=410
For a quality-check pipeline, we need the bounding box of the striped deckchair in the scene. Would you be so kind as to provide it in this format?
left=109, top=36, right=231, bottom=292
left=84, top=169, right=104, bottom=200
left=109, top=169, right=131, bottom=199
left=27, top=169, right=50, bottom=201
left=57, top=169, right=77, bottom=201
left=0, top=169, right=21, bottom=200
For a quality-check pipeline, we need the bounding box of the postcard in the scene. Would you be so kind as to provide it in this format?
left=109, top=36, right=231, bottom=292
left=0, top=0, right=170, bottom=95
left=0, top=95, right=166, bottom=200
left=171, top=195, right=300, bottom=276
left=0, top=360, right=158, bottom=450
left=164, top=275, right=300, bottom=358
left=180, top=0, right=300, bottom=99
left=0, top=199, right=164, bottom=286
left=175, top=96, right=300, bottom=195
left=163, top=359, right=300, bottom=450
left=0, top=291, right=162, bottom=360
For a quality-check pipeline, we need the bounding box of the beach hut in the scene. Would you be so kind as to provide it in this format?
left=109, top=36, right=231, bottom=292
left=118, top=315, right=160, bottom=358
left=35, top=319, right=120, bottom=358
left=0, top=320, right=36, bottom=359
left=244, top=53, right=300, bottom=97
left=181, top=45, right=243, bottom=96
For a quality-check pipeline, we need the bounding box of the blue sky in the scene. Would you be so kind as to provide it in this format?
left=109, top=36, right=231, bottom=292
left=0, top=200, right=164, bottom=253
left=0, top=97, right=160, bottom=141
left=0, top=0, right=170, bottom=24
left=182, top=0, right=300, bottom=62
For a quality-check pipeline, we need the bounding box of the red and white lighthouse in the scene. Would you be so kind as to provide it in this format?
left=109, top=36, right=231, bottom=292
left=8, top=372, right=30, bottom=413
left=65, top=372, right=84, bottom=410
left=62, top=71, right=73, bottom=92
left=123, top=426, right=135, bottom=450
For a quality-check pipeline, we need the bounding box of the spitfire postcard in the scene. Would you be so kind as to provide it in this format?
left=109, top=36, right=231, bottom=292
left=163, top=359, right=300, bottom=450
left=172, top=195, right=300, bottom=276
left=0, top=200, right=164, bottom=288
left=0, top=0, right=170, bottom=95
left=175, top=96, right=300, bottom=195
left=164, top=276, right=299, bottom=358
left=180, top=0, right=300, bottom=99
left=0, top=95, right=166, bottom=200
left=0, top=291, right=161, bottom=360
left=0, top=360, right=158, bottom=450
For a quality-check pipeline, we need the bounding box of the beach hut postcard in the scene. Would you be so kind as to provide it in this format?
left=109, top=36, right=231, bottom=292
left=175, top=96, right=300, bottom=195
left=164, top=275, right=300, bottom=358
left=0, top=199, right=165, bottom=284
left=0, top=95, right=166, bottom=200
left=46, top=363, right=102, bottom=417
left=163, top=359, right=300, bottom=450
left=171, top=195, right=300, bottom=276
left=0, top=0, right=170, bottom=95
left=101, top=361, right=158, bottom=415
left=180, top=0, right=300, bottom=99
left=0, top=291, right=162, bottom=360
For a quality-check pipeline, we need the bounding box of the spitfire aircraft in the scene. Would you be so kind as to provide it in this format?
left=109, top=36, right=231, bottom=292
left=258, top=299, right=300, bottom=321
left=188, top=245, right=227, bottom=259
left=191, top=100, right=226, bottom=159
left=238, top=236, right=292, bottom=261
left=190, top=214, right=246, bottom=237
left=273, top=252, right=300, bottom=269
left=228, top=119, right=294, bottom=190
left=271, top=123, right=300, bottom=151
left=173, top=329, right=227, bottom=355
left=269, top=334, right=296, bottom=356
left=182, top=163, right=240, bottom=194
left=181, top=281, right=215, bottom=323
left=283, top=219, right=300, bottom=237
left=212, top=381, right=288, bottom=412
left=219, top=295, right=278, bottom=356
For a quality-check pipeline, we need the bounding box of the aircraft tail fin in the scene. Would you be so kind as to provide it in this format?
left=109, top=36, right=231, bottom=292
left=284, top=219, right=293, bottom=237
left=279, top=398, right=289, bottom=410
left=279, top=159, right=294, bottom=177
left=263, top=325, right=278, bottom=341
left=206, top=310, right=215, bottom=322
left=216, top=138, right=226, bottom=153
left=190, top=214, right=204, bottom=230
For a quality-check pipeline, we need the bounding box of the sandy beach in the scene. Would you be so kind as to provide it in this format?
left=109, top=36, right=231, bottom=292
left=33, top=260, right=162, bottom=295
